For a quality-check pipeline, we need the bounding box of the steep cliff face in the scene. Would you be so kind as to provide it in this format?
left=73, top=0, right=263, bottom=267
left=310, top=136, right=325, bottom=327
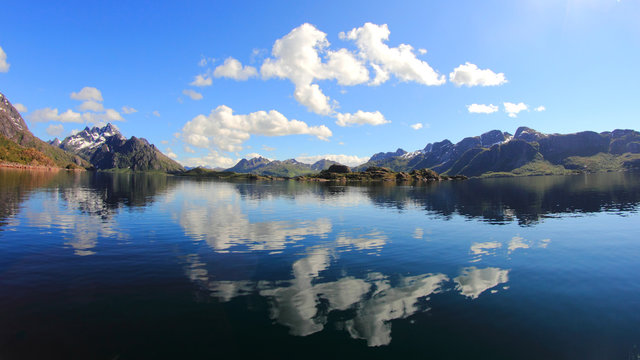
left=0, top=92, right=88, bottom=168
left=0, top=93, right=29, bottom=142
left=457, top=140, right=540, bottom=177
left=537, top=131, right=610, bottom=164
left=89, top=136, right=184, bottom=172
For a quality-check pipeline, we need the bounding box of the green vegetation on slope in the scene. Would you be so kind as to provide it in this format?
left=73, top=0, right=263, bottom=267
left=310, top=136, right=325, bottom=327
left=0, top=134, right=57, bottom=167
left=563, top=152, right=640, bottom=172
left=12, top=132, right=87, bottom=168
left=478, top=159, right=575, bottom=178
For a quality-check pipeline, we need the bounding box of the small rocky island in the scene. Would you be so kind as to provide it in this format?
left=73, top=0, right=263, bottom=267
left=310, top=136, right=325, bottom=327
left=296, top=164, right=467, bottom=182
left=178, top=164, right=466, bottom=182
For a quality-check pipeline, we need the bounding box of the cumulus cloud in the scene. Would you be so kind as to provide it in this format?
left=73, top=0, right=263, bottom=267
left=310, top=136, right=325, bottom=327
left=467, top=103, right=499, bottom=114
left=29, top=108, right=83, bottom=123
left=14, top=103, right=27, bottom=113
left=410, top=123, right=423, bottom=130
left=449, top=62, right=507, bottom=87
left=152, top=110, right=161, bottom=117
left=0, top=46, right=9, bottom=72
left=261, top=23, right=369, bottom=115
left=180, top=150, right=238, bottom=169
left=81, top=108, right=124, bottom=124
left=335, top=110, right=388, bottom=127
left=245, top=152, right=265, bottom=159
left=77, top=100, right=104, bottom=112
left=165, top=147, right=178, bottom=159
left=504, top=102, right=528, bottom=118
left=534, top=105, right=546, bottom=112
left=121, top=106, right=137, bottom=114
left=70, top=87, right=103, bottom=102
left=296, top=154, right=370, bottom=167
left=29, top=86, right=125, bottom=126
left=183, top=89, right=203, bottom=100
left=46, top=124, right=64, bottom=137
left=341, top=23, right=445, bottom=86
left=214, top=57, right=258, bottom=80
left=181, top=105, right=332, bottom=152
left=190, top=73, right=213, bottom=87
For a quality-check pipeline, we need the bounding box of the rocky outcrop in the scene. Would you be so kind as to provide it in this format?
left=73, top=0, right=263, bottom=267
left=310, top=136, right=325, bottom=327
left=89, top=136, right=184, bottom=172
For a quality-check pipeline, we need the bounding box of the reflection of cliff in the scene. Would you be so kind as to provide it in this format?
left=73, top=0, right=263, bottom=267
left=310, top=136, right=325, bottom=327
left=362, top=172, right=640, bottom=225
left=64, top=172, right=177, bottom=216
left=0, top=169, right=62, bottom=229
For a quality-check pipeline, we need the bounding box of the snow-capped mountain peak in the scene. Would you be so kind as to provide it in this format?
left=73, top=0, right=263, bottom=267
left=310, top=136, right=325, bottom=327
left=59, top=123, right=125, bottom=153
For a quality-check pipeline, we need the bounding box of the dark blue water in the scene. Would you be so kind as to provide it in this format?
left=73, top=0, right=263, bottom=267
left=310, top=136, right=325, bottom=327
left=1, top=169, right=639, bottom=359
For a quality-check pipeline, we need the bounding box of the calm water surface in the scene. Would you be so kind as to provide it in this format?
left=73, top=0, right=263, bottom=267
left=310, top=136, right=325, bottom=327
left=1, top=169, right=640, bottom=359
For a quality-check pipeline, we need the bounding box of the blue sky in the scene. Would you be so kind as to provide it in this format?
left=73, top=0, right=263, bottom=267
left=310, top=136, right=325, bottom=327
left=1, top=0, right=638, bottom=167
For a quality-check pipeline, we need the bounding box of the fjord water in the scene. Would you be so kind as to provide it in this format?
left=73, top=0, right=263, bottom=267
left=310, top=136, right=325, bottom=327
left=1, top=170, right=640, bottom=359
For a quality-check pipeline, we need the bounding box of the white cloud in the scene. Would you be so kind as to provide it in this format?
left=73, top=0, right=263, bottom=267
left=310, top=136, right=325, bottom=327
left=70, top=87, right=103, bottom=102
left=182, top=89, right=203, bottom=100
left=46, top=124, right=64, bottom=137
left=449, top=62, right=507, bottom=87
left=190, top=73, right=212, bottom=87
left=467, top=103, right=499, bottom=114
left=82, top=108, right=124, bottom=124
left=262, top=145, right=276, bottom=152
left=296, top=154, right=370, bottom=167
left=335, top=110, right=389, bottom=127
left=261, top=23, right=369, bottom=115
left=410, top=123, right=423, bottom=130
left=214, top=57, right=258, bottom=80
left=341, top=23, right=445, bottom=86
left=121, top=106, right=138, bottom=114
left=534, top=105, right=546, bottom=112
left=181, top=150, right=238, bottom=169
left=418, top=48, right=427, bottom=55
left=181, top=105, right=332, bottom=152
left=14, top=103, right=27, bottom=113
left=29, top=108, right=83, bottom=123
left=165, top=147, right=178, bottom=159
left=504, top=102, right=528, bottom=118
left=245, top=152, right=264, bottom=159
left=152, top=110, right=161, bottom=117
left=198, top=56, right=214, bottom=67
left=77, top=100, right=104, bottom=112
left=184, top=146, right=195, bottom=153
left=0, top=46, right=9, bottom=72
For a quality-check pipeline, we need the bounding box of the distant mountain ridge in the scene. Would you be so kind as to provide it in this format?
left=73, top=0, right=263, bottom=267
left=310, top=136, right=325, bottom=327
left=225, top=156, right=340, bottom=177
left=357, top=126, right=640, bottom=177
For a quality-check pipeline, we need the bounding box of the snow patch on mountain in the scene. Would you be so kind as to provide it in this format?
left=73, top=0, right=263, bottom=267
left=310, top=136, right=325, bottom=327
left=60, top=123, right=125, bottom=152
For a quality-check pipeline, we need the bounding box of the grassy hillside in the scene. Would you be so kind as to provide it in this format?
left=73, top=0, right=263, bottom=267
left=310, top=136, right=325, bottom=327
left=0, top=134, right=58, bottom=167
left=11, top=132, right=88, bottom=168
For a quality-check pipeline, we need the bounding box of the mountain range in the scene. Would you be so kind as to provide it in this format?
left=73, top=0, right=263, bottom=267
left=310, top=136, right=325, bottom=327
left=1, top=92, right=183, bottom=172
left=225, top=157, right=339, bottom=177
left=3, top=91, right=640, bottom=177
left=355, top=127, right=640, bottom=177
